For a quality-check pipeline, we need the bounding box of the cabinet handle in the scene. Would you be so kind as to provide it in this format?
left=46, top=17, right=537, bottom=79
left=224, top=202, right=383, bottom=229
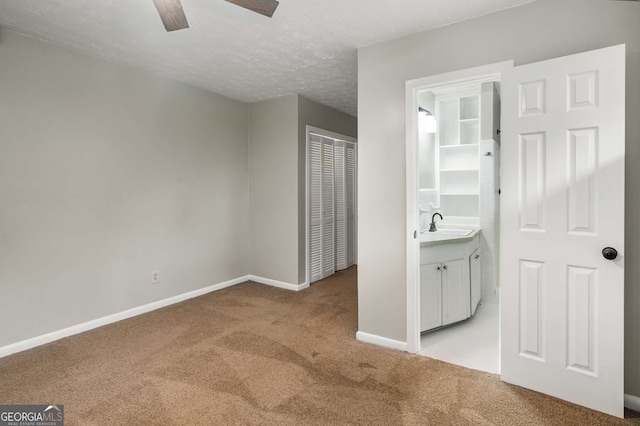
left=443, top=265, right=448, bottom=270
left=437, top=266, right=441, bottom=271
left=474, top=254, right=480, bottom=259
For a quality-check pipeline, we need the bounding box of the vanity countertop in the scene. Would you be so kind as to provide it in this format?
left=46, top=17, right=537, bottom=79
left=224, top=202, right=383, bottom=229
left=419, top=228, right=481, bottom=247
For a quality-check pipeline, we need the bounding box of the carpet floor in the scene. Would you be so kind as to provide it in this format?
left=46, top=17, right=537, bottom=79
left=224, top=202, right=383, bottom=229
left=0, top=266, right=638, bottom=425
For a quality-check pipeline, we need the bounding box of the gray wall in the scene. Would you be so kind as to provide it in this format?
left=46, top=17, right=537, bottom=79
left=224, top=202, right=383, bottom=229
left=0, top=29, right=250, bottom=347
left=357, top=0, right=640, bottom=395
left=248, top=95, right=300, bottom=284
left=249, top=95, right=356, bottom=285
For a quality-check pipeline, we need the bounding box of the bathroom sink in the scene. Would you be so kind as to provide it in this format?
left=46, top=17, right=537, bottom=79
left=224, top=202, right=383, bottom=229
left=432, top=228, right=474, bottom=236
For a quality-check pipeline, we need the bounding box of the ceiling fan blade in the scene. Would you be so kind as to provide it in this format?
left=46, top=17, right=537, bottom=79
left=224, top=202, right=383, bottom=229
left=224, top=0, right=280, bottom=18
left=152, top=0, right=190, bottom=32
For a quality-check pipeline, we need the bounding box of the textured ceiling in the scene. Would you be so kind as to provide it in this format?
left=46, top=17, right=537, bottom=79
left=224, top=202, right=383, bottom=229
left=0, top=0, right=533, bottom=116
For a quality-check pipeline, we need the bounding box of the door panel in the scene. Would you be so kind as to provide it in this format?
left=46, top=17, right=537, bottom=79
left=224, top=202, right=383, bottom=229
left=420, top=263, right=442, bottom=332
left=346, top=142, right=357, bottom=267
left=442, top=258, right=468, bottom=326
left=309, top=135, right=323, bottom=283
left=334, top=141, right=347, bottom=271
left=501, top=44, right=625, bottom=417
left=322, top=138, right=335, bottom=278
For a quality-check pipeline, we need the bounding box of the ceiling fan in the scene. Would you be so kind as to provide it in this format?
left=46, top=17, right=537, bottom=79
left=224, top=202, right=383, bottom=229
left=152, top=0, right=280, bottom=32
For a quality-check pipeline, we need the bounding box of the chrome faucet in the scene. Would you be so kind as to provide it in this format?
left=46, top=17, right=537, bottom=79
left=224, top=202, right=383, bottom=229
left=429, top=213, right=443, bottom=232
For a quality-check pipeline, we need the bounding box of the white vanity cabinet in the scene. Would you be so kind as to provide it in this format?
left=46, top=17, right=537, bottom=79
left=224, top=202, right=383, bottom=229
left=470, top=249, right=481, bottom=315
left=420, top=232, right=481, bottom=333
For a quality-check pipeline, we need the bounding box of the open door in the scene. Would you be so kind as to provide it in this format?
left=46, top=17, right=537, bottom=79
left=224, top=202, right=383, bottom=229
left=501, top=45, right=625, bottom=417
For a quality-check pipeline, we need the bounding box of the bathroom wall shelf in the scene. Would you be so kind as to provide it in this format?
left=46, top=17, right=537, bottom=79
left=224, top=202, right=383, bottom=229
left=439, top=143, right=479, bottom=149
left=434, top=92, right=482, bottom=221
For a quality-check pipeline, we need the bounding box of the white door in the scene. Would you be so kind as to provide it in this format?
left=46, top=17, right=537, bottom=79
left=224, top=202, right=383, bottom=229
left=334, top=141, right=348, bottom=271
left=309, top=134, right=337, bottom=283
left=345, top=142, right=357, bottom=268
left=321, top=137, right=336, bottom=279
left=308, top=135, right=324, bottom=283
left=501, top=44, right=625, bottom=417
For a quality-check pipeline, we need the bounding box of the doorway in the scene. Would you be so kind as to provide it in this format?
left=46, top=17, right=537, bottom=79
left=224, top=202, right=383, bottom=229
left=306, top=126, right=358, bottom=286
left=406, top=63, right=509, bottom=374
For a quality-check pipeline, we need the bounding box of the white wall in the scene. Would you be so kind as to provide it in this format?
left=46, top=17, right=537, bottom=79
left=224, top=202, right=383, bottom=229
left=357, top=0, right=640, bottom=394
left=248, top=95, right=300, bottom=284
left=0, top=29, right=250, bottom=347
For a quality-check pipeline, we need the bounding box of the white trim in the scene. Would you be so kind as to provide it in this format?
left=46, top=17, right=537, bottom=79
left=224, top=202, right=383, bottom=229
left=356, top=331, right=408, bottom=352
left=625, top=394, right=640, bottom=412
left=0, top=274, right=312, bottom=359
left=405, top=60, right=514, bottom=355
left=249, top=275, right=309, bottom=291
left=0, top=275, right=250, bottom=359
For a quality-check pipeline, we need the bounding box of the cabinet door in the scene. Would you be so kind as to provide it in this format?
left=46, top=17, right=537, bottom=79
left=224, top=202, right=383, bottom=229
left=321, top=138, right=335, bottom=278
left=470, top=249, right=481, bottom=315
left=309, top=135, right=324, bottom=283
left=420, top=263, right=442, bottom=332
left=442, top=258, right=470, bottom=326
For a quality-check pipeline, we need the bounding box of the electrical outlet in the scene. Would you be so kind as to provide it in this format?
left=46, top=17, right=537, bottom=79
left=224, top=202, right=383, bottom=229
left=151, top=270, right=160, bottom=284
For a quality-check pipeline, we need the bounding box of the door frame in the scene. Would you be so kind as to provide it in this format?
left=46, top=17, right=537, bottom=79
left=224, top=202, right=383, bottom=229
left=404, top=60, right=513, bottom=354
left=305, top=126, right=358, bottom=287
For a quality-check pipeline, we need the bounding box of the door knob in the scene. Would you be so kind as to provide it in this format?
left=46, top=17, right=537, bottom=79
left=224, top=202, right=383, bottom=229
left=602, top=247, right=618, bottom=260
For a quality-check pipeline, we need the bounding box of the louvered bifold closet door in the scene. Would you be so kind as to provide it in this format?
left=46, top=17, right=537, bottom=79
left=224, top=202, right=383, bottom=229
left=308, top=135, right=324, bottom=283
left=334, top=141, right=348, bottom=271
left=321, top=138, right=336, bottom=278
left=345, top=142, right=356, bottom=268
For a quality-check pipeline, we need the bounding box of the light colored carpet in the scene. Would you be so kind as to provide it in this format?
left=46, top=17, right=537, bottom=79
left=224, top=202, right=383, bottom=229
left=0, top=266, right=638, bottom=425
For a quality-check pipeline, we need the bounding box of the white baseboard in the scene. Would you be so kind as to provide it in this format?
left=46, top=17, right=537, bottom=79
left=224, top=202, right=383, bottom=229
left=356, top=331, right=408, bottom=352
left=249, top=275, right=308, bottom=291
left=0, top=275, right=250, bottom=359
left=625, top=394, right=640, bottom=412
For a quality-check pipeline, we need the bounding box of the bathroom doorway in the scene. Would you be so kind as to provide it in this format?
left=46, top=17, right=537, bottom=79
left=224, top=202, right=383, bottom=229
left=405, top=45, right=627, bottom=416
left=404, top=61, right=513, bottom=374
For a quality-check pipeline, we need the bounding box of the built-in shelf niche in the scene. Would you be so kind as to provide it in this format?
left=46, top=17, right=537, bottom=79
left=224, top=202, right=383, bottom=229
left=439, top=144, right=479, bottom=170
left=440, top=170, right=479, bottom=195
left=440, top=194, right=480, bottom=218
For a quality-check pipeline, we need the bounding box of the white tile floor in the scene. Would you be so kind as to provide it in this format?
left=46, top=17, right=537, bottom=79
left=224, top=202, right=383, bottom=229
left=419, top=302, right=499, bottom=374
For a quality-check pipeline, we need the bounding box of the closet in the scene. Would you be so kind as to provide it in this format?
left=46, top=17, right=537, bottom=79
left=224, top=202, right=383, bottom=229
left=308, top=131, right=357, bottom=284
